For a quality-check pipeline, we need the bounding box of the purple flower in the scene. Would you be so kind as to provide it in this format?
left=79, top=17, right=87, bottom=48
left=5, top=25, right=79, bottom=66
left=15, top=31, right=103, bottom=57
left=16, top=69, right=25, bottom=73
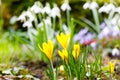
left=98, top=27, right=111, bottom=39
left=74, top=28, right=95, bottom=44
left=100, top=22, right=106, bottom=29
left=74, top=28, right=88, bottom=41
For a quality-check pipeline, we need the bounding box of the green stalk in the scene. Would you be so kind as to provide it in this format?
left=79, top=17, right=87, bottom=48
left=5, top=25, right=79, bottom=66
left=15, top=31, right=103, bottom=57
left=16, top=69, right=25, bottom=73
left=66, top=10, right=70, bottom=27
left=38, top=14, right=42, bottom=22
left=108, top=11, right=114, bottom=20
left=68, top=64, right=72, bottom=80
left=69, top=18, right=75, bottom=52
left=50, top=61, right=55, bottom=80
left=34, top=14, right=38, bottom=29
left=59, top=17, right=62, bottom=31
left=0, top=0, right=3, bottom=31
left=53, top=17, right=56, bottom=31
left=43, top=21, right=48, bottom=42
left=92, top=9, right=100, bottom=34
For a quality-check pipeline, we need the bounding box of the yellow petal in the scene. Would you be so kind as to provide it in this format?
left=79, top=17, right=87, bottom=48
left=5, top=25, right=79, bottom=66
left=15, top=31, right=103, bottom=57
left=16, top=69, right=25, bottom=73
left=38, top=40, right=54, bottom=61
left=109, top=61, right=115, bottom=73
left=56, top=32, right=70, bottom=49
left=58, top=49, right=68, bottom=63
left=72, top=44, right=80, bottom=60
left=58, top=50, right=64, bottom=60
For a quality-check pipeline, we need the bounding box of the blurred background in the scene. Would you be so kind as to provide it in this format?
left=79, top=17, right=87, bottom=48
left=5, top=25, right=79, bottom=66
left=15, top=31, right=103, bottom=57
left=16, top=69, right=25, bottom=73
left=1, top=0, right=120, bottom=67
left=1, top=0, right=120, bottom=30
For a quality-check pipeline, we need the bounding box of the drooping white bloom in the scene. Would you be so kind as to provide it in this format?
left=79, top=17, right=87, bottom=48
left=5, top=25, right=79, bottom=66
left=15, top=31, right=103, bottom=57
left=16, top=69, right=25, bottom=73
left=25, top=11, right=35, bottom=22
left=61, top=0, right=71, bottom=11
left=99, top=5, right=108, bottom=13
left=23, top=21, right=32, bottom=28
left=107, top=3, right=115, bottom=11
left=112, top=48, right=120, bottom=56
left=30, top=1, right=43, bottom=14
left=43, top=3, right=51, bottom=14
left=115, top=7, right=120, bottom=14
left=30, top=4, right=42, bottom=13
left=50, top=4, right=61, bottom=18
left=38, top=17, right=51, bottom=28
left=83, top=2, right=98, bottom=10
left=89, top=1, right=98, bottom=10
left=17, top=10, right=35, bottom=22
left=111, top=14, right=120, bottom=26
left=44, top=17, right=51, bottom=27
left=83, top=2, right=90, bottom=9
left=99, top=3, right=115, bottom=13
left=17, top=11, right=26, bottom=22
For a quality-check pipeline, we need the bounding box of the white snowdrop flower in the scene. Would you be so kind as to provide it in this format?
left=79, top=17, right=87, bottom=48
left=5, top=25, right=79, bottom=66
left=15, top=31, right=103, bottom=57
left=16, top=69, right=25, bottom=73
left=99, top=3, right=115, bottom=13
left=43, top=3, right=51, bottom=14
left=89, top=1, right=98, bottom=10
left=50, top=4, right=61, bottom=18
left=10, top=16, right=17, bottom=24
left=17, top=11, right=26, bottom=22
left=23, top=21, right=32, bottom=28
left=112, top=48, right=120, bottom=56
left=83, top=2, right=90, bottom=9
left=44, top=17, right=52, bottom=27
left=107, top=3, right=115, bottom=10
left=111, top=14, right=120, bottom=25
left=30, top=1, right=43, bottom=14
left=107, top=3, right=115, bottom=11
left=38, top=17, right=51, bottom=28
left=115, top=7, right=120, bottom=14
left=99, top=5, right=108, bottom=13
left=30, top=4, right=42, bottom=13
left=61, top=0, right=71, bottom=11
left=26, top=11, right=35, bottom=22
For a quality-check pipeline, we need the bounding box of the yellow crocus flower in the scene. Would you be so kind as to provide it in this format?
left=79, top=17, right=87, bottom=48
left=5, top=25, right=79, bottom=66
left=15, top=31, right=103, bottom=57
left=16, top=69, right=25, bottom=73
left=58, top=49, right=68, bottom=63
left=56, top=32, right=70, bottom=49
left=72, top=44, right=80, bottom=60
left=109, top=61, right=115, bottom=74
left=39, top=40, right=54, bottom=61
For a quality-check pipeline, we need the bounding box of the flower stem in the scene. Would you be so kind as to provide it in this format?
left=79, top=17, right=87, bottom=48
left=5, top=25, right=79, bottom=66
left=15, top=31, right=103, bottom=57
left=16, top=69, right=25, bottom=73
left=59, top=17, right=62, bottom=31
left=66, top=10, right=70, bottom=27
left=43, top=21, right=48, bottom=42
left=92, top=9, right=100, bottom=34
left=53, top=17, right=56, bottom=31
left=68, top=65, right=72, bottom=80
left=50, top=61, right=55, bottom=80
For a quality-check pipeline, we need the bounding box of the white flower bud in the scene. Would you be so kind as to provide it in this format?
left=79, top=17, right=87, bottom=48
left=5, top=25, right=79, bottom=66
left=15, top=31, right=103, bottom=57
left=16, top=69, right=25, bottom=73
left=61, top=0, right=71, bottom=11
